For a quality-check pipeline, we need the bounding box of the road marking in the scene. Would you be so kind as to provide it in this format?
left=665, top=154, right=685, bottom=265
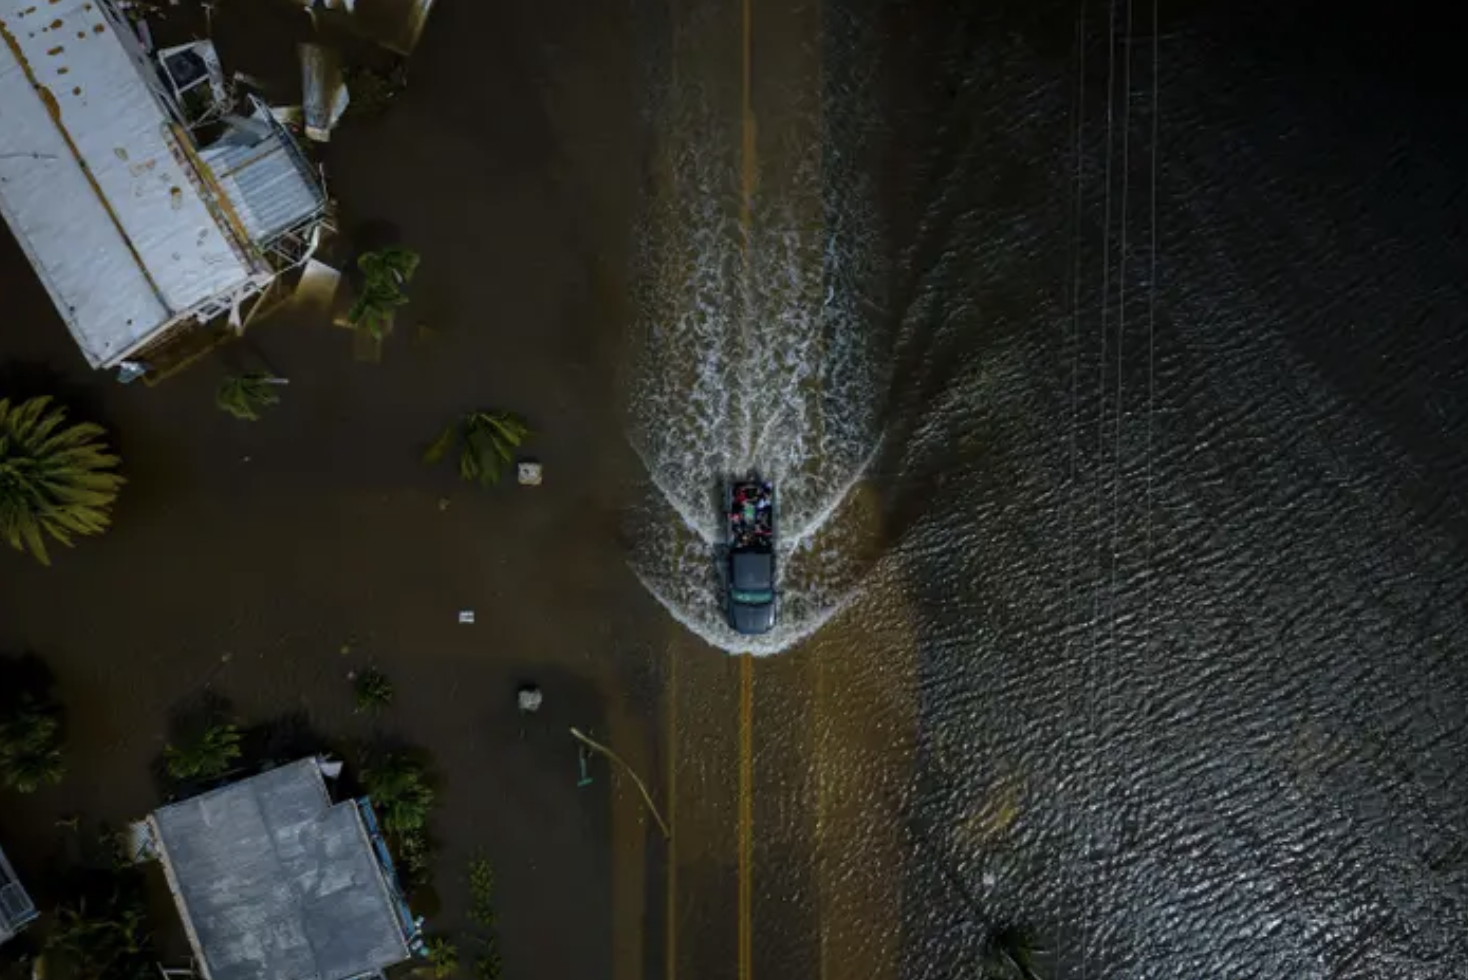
left=665, top=650, right=678, bottom=980
left=738, top=0, right=756, bottom=974
left=738, top=652, right=755, bottom=980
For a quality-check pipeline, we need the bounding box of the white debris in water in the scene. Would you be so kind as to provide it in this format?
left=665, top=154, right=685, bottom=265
left=458, top=610, right=475, bottom=624
left=517, top=462, right=542, bottom=486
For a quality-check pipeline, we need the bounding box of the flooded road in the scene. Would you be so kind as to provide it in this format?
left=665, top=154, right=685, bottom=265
left=2, top=1, right=1467, bottom=979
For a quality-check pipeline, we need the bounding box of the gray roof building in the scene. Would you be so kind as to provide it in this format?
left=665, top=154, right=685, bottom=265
left=148, top=758, right=418, bottom=980
left=0, top=843, right=37, bottom=946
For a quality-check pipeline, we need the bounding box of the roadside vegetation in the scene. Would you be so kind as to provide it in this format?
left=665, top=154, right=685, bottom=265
left=0, top=395, right=124, bottom=565
left=424, top=412, right=529, bottom=487
left=217, top=373, right=286, bottom=421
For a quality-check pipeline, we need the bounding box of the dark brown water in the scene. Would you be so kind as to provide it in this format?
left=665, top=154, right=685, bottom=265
left=4, top=1, right=1467, bottom=979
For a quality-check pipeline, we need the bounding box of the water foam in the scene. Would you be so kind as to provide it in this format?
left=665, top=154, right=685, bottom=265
left=627, top=17, right=885, bottom=655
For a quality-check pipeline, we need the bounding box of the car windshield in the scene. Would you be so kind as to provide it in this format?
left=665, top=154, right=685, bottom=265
left=731, top=589, right=774, bottom=605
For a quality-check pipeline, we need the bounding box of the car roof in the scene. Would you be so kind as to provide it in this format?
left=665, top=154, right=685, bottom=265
left=730, top=550, right=774, bottom=591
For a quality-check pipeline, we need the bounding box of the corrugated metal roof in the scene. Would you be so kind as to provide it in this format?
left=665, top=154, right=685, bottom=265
left=0, top=843, right=37, bottom=944
left=0, top=0, right=262, bottom=367
left=151, top=760, right=412, bottom=980
left=200, top=123, right=325, bottom=245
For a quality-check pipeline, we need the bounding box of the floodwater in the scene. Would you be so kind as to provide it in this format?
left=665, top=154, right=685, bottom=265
left=3, top=1, right=1468, bottom=979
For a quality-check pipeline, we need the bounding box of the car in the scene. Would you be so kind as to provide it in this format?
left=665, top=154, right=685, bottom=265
left=726, top=475, right=777, bottom=635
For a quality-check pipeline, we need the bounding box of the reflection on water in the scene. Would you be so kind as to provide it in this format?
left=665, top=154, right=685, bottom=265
left=630, top=0, right=1468, bottom=975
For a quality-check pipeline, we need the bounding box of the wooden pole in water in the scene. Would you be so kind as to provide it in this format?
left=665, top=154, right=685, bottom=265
left=569, top=727, right=672, bottom=841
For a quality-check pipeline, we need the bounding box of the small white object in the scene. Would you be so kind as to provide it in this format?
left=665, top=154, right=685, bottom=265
left=517, top=462, right=543, bottom=486
left=517, top=687, right=543, bottom=713
left=458, top=610, right=475, bottom=624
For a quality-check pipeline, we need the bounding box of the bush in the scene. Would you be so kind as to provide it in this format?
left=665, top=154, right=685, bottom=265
left=362, top=754, right=435, bottom=836
left=164, top=723, right=242, bottom=782
left=46, top=863, right=157, bottom=980
left=423, top=412, right=529, bottom=487
left=0, top=395, right=124, bottom=565
left=0, top=697, right=65, bottom=793
left=422, top=936, right=458, bottom=979
left=466, top=855, right=500, bottom=980
left=354, top=668, right=394, bottom=713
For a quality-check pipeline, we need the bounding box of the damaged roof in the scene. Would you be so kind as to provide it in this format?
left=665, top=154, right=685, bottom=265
left=0, top=843, right=37, bottom=945
left=0, top=0, right=263, bottom=367
left=151, top=759, right=412, bottom=980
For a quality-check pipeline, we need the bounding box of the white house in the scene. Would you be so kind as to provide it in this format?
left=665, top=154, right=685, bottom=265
left=0, top=0, right=327, bottom=379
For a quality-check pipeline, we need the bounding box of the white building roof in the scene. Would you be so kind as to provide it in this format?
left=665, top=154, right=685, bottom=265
left=0, top=0, right=264, bottom=367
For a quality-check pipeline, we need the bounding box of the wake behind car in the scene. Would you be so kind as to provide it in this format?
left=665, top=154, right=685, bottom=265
left=726, top=476, right=777, bottom=635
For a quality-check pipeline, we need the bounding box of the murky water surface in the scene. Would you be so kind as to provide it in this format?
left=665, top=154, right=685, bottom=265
left=628, top=0, right=1468, bottom=976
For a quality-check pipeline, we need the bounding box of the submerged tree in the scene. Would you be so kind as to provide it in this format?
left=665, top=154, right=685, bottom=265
left=0, top=696, right=65, bottom=793
left=423, top=412, right=529, bottom=487
left=347, top=246, right=421, bottom=339
left=362, top=753, right=436, bottom=836
left=419, top=936, right=458, bottom=980
left=46, top=862, right=157, bottom=980
left=0, top=396, right=124, bottom=565
left=981, top=924, right=1046, bottom=980
left=216, top=373, right=286, bottom=421
left=353, top=668, right=394, bottom=713
left=164, top=723, right=242, bottom=782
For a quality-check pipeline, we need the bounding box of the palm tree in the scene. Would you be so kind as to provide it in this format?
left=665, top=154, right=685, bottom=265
left=348, top=246, right=420, bottom=339
left=0, top=697, right=65, bottom=793
left=423, top=412, right=529, bottom=486
left=217, top=373, right=286, bottom=421
left=0, top=396, right=124, bottom=565
left=164, top=723, right=242, bottom=781
left=362, top=753, right=435, bottom=835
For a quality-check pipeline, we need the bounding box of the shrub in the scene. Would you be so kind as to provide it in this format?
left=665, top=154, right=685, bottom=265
left=0, top=395, right=124, bottom=565
left=164, top=723, right=242, bottom=782
left=422, top=936, right=458, bottom=979
left=0, top=697, right=65, bottom=793
left=354, top=668, right=394, bottom=713
left=423, top=412, right=529, bottom=487
left=362, top=754, right=435, bottom=836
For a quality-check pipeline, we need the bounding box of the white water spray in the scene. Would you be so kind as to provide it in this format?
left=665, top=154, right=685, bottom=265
left=627, top=13, right=886, bottom=655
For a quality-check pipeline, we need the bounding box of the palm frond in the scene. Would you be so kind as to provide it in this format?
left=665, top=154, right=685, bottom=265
left=217, top=374, right=283, bottom=421
left=424, top=411, right=529, bottom=487
left=0, top=397, right=123, bottom=565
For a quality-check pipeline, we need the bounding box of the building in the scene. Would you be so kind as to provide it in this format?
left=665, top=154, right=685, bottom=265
left=139, top=758, right=420, bottom=980
left=0, top=0, right=327, bottom=380
left=0, top=842, right=38, bottom=946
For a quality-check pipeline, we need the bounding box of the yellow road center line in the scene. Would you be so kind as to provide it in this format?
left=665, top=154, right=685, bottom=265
left=665, top=650, right=678, bottom=980
left=738, top=653, right=755, bottom=980
left=739, top=2, right=756, bottom=978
